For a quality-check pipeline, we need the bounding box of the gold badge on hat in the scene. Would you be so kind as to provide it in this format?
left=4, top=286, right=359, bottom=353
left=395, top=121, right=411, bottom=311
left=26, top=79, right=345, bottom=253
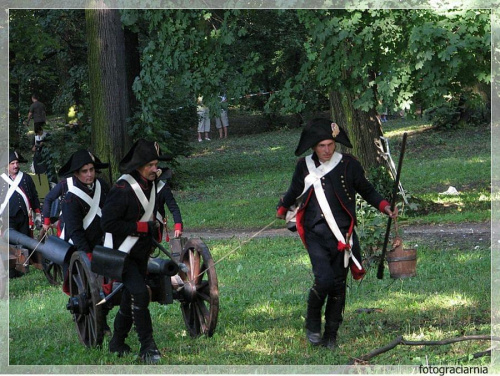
left=154, top=142, right=160, bottom=156
left=331, top=122, right=340, bottom=138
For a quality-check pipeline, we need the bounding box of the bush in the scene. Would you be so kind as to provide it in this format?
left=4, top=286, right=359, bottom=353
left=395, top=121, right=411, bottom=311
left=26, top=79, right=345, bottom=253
left=424, top=91, right=489, bottom=130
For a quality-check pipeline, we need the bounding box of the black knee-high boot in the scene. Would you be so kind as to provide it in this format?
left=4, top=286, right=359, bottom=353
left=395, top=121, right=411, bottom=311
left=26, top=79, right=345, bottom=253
left=305, top=287, right=326, bottom=345
left=109, top=310, right=133, bottom=356
left=133, top=305, right=161, bottom=363
left=323, top=292, right=345, bottom=349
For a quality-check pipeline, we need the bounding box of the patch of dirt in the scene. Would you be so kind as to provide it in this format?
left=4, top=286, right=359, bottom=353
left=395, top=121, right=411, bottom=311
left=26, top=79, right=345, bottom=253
left=184, top=221, right=490, bottom=250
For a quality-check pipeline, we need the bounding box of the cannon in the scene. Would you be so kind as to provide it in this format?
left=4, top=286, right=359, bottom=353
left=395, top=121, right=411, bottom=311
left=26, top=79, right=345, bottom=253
left=6, top=229, right=219, bottom=348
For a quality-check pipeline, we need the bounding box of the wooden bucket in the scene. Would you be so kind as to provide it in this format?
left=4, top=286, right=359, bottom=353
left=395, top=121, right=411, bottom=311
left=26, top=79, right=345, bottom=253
left=386, top=237, right=417, bottom=279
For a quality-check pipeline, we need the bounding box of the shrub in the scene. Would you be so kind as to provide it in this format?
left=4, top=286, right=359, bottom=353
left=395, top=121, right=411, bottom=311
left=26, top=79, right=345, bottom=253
left=424, top=91, right=489, bottom=130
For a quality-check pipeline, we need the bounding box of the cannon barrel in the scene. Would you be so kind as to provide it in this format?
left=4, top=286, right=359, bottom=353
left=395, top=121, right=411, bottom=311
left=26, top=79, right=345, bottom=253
left=148, top=257, right=179, bottom=276
left=6, top=229, right=75, bottom=266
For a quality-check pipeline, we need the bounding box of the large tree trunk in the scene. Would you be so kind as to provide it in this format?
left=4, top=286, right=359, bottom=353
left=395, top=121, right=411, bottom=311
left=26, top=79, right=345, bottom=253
left=86, top=8, right=130, bottom=184
left=329, top=90, right=384, bottom=171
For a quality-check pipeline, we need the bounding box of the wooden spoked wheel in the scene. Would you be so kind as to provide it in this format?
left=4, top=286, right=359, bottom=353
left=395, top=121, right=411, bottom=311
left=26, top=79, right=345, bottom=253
left=178, top=238, right=219, bottom=337
left=39, top=226, right=63, bottom=286
left=66, top=251, right=104, bottom=348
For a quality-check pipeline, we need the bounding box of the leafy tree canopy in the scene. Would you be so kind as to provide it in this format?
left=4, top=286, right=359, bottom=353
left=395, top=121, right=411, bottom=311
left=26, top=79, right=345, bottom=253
left=280, top=9, right=490, bottom=117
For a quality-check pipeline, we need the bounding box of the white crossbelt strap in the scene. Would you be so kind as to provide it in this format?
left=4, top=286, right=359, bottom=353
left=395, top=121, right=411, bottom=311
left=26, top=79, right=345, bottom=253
left=157, top=180, right=165, bottom=193
left=155, top=181, right=165, bottom=236
left=301, top=154, right=340, bottom=198
left=286, top=154, right=337, bottom=225
left=305, top=153, right=361, bottom=270
left=67, top=178, right=102, bottom=229
left=0, top=172, right=30, bottom=216
left=104, top=174, right=156, bottom=254
left=60, top=177, right=102, bottom=243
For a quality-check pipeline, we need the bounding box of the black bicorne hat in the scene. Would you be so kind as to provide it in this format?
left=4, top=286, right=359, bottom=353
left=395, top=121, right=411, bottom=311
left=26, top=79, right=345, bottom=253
left=58, top=149, right=109, bottom=177
left=119, top=139, right=173, bottom=174
left=294, top=118, right=353, bottom=156
left=9, top=150, right=27, bottom=164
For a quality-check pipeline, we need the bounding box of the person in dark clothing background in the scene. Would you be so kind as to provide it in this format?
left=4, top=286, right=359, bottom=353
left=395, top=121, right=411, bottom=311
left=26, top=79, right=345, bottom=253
left=276, top=118, right=397, bottom=350
left=26, top=94, right=46, bottom=134
left=101, top=139, right=171, bottom=364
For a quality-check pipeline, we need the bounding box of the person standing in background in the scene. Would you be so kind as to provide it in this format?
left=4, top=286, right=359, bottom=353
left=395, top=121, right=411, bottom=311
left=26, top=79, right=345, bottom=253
left=215, top=94, right=229, bottom=139
left=197, top=96, right=211, bottom=142
left=26, top=94, right=46, bottom=133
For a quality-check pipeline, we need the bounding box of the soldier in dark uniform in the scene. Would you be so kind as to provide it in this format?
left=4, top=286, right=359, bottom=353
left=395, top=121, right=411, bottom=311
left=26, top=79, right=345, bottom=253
left=59, top=150, right=110, bottom=255
left=276, top=118, right=397, bottom=350
left=101, top=139, right=171, bottom=364
left=43, top=151, right=108, bottom=237
left=156, top=166, right=183, bottom=240
left=0, top=150, right=41, bottom=236
left=42, top=179, right=66, bottom=237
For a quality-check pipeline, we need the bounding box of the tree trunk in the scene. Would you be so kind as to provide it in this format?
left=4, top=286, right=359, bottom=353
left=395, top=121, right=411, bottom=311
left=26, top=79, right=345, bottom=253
left=86, top=7, right=131, bottom=184
left=329, top=90, right=384, bottom=171
left=124, top=26, right=140, bottom=112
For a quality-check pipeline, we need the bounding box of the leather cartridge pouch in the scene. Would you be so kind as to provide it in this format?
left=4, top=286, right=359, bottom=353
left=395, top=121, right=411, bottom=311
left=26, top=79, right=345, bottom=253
left=91, top=245, right=128, bottom=280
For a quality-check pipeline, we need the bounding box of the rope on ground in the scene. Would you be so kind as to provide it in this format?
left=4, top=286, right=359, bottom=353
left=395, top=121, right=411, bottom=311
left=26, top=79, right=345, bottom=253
left=194, top=219, right=278, bottom=278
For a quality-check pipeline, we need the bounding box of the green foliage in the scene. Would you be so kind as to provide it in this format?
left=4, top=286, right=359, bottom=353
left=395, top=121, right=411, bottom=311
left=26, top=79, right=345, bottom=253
left=9, top=9, right=491, bottom=171
left=355, top=195, right=387, bottom=258
left=9, top=10, right=88, bottom=116
left=31, top=116, right=92, bottom=176
left=280, top=9, right=490, bottom=119
left=356, top=166, right=395, bottom=258
left=128, top=104, right=196, bottom=164
left=367, top=165, right=394, bottom=201
left=424, top=91, right=490, bottom=130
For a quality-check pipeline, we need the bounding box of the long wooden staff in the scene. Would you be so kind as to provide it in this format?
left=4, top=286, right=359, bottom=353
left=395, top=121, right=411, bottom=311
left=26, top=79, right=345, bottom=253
left=377, top=132, right=407, bottom=280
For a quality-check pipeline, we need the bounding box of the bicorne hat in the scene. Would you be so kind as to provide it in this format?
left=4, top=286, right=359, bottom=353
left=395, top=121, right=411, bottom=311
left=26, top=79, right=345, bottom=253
left=9, top=150, right=27, bottom=164
left=58, top=149, right=109, bottom=177
left=119, top=139, right=172, bottom=174
left=294, top=118, right=353, bottom=156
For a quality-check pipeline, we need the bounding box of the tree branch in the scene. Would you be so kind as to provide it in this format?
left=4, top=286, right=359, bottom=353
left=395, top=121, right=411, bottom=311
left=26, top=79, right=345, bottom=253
left=349, top=335, right=499, bottom=365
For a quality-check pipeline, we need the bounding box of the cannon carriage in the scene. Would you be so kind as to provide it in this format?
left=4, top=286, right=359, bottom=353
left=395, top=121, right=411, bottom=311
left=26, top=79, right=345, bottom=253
left=7, top=229, right=219, bottom=348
